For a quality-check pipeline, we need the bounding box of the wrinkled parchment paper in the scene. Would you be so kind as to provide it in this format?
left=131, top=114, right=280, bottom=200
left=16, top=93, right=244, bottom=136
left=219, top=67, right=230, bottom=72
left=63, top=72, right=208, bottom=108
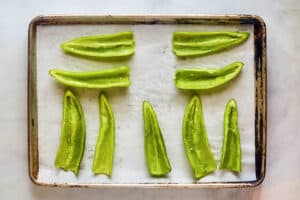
left=36, top=24, right=255, bottom=184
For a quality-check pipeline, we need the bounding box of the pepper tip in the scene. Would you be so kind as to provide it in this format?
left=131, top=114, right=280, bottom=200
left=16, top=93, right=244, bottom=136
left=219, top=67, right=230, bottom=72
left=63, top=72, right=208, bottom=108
left=142, top=100, right=149, bottom=107
left=48, top=69, right=56, bottom=77
left=190, top=95, right=200, bottom=104
left=60, top=43, right=67, bottom=51
left=99, top=93, right=108, bottom=102
left=65, top=89, right=75, bottom=98
left=233, top=61, right=244, bottom=70
left=227, top=98, right=237, bottom=108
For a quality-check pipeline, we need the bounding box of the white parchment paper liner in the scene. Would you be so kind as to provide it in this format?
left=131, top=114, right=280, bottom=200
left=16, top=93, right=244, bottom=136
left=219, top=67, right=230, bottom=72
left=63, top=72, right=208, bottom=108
left=36, top=24, right=255, bottom=184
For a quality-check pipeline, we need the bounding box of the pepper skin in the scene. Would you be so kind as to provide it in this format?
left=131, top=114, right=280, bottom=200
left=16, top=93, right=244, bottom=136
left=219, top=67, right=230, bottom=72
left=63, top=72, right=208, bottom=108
left=49, top=66, right=131, bottom=89
left=142, top=101, right=172, bottom=176
left=173, top=31, right=249, bottom=57
left=183, top=96, right=216, bottom=179
left=175, top=62, right=243, bottom=90
left=220, top=99, right=241, bottom=173
left=55, top=90, right=86, bottom=175
left=92, top=93, right=115, bottom=176
left=61, top=31, right=135, bottom=60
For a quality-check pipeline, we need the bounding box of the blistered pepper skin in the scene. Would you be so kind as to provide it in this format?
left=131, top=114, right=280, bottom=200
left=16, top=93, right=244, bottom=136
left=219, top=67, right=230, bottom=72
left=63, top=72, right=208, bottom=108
left=183, top=96, right=216, bottom=179
left=61, top=31, right=135, bottom=60
left=142, top=101, right=172, bottom=176
left=49, top=66, right=130, bottom=89
left=55, top=90, right=86, bottom=175
left=92, top=93, right=115, bottom=176
left=220, top=99, right=241, bottom=173
left=173, top=31, right=249, bottom=57
left=175, top=62, right=243, bottom=90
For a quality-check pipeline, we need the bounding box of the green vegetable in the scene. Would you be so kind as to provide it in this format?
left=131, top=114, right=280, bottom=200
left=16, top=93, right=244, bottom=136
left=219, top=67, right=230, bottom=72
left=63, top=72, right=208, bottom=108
left=220, top=99, right=241, bottom=173
left=173, top=31, right=249, bottom=57
left=49, top=66, right=130, bottom=89
left=142, top=101, right=172, bottom=176
left=55, top=90, right=86, bottom=175
left=175, top=61, right=243, bottom=90
left=93, top=93, right=115, bottom=176
left=61, top=31, right=135, bottom=60
left=183, top=95, right=216, bottom=179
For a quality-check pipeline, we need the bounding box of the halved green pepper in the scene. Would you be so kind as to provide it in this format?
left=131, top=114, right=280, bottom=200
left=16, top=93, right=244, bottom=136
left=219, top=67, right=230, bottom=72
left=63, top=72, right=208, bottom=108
left=173, top=31, right=249, bottom=57
left=49, top=66, right=130, bottom=89
left=92, top=93, right=115, bottom=176
left=220, top=99, right=241, bottom=173
left=142, top=101, right=172, bottom=176
left=55, top=90, right=86, bottom=175
left=183, top=95, right=216, bottom=179
left=61, top=31, right=135, bottom=60
left=175, top=61, right=243, bottom=90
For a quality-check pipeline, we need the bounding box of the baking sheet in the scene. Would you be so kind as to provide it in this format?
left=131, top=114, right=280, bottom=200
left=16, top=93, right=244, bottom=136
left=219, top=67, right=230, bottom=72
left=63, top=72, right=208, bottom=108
left=36, top=24, right=255, bottom=184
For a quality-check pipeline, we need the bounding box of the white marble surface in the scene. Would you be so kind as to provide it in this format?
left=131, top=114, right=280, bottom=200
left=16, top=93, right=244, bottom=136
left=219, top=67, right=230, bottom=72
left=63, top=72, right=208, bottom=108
left=0, top=0, right=300, bottom=199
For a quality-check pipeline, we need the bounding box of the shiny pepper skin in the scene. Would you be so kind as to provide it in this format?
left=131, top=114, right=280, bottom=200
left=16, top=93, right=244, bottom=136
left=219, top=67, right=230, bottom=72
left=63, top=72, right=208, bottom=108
left=55, top=90, right=86, bottom=175
left=93, top=93, right=115, bottom=176
left=220, top=99, right=241, bottom=173
left=182, top=95, right=216, bottom=179
left=175, top=62, right=243, bottom=90
left=142, top=101, right=172, bottom=176
left=61, top=31, right=135, bottom=60
left=49, top=66, right=131, bottom=89
left=173, top=31, right=249, bottom=57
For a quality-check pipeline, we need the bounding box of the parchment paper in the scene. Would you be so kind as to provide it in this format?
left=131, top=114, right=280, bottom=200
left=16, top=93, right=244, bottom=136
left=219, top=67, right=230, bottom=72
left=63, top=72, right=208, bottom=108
left=36, top=24, right=255, bottom=184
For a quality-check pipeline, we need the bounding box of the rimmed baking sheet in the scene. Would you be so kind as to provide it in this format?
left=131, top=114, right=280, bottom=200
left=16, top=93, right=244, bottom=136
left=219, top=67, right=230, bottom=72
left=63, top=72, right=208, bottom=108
left=28, top=15, right=266, bottom=188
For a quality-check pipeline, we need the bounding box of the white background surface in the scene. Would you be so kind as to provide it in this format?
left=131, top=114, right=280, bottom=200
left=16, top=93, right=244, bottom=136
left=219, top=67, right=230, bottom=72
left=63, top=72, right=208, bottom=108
left=0, top=0, right=299, bottom=199
left=36, top=24, right=254, bottom=184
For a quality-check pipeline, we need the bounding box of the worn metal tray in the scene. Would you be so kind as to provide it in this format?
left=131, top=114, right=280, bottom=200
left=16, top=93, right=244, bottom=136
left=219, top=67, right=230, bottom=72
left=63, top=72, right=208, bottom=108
left=28, top=15, right=266, bottom=188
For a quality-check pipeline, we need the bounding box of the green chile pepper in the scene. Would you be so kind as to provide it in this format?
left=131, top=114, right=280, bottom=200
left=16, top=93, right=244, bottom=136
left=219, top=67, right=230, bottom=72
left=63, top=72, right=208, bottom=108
left=173, top=31, right=249, bottom=57
left=61, top=31, right=135, bottom=60
left=142, top=101, right=172, bottom=176
left=55, top=90, right=86, bottom=175
left=183, top=95, right=216, bottom=179
left=220, top=99, right=241, bottom=173
left=175, top=61, right=243, bottom=90
left=92, top=93, right=115, bottom=175
left=49, top=66, right=130, bottom=89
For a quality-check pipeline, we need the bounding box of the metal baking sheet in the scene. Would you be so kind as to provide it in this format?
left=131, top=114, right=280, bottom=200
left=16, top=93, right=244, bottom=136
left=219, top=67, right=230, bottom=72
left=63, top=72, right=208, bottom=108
left=28, top=15, right=266, bottom=188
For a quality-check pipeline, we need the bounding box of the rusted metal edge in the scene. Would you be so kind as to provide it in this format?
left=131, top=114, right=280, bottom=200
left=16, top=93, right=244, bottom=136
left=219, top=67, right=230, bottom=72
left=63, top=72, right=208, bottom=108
left=28, top=17, right=39, bottom=184
left=253, top=15, right=267, bottom=187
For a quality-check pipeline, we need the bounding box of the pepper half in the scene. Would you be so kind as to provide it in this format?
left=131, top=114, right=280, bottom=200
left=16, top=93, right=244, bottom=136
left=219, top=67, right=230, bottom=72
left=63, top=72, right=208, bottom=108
left=61, top=31, right=135, bottom=60
left=173, top=31, right=249, bottom=57
left=175, top=61, right=243, bottom=90
left=49, top=66, right=130, bottom=89
left=92, top=93, right=115, bottom=176
left=55, top=90, right=86, bottom=175
left=142, top=101, right=172, bottom=176
left=182, top=95, right=216, bottom=179
left=220, top=99, right=241, bottom=173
